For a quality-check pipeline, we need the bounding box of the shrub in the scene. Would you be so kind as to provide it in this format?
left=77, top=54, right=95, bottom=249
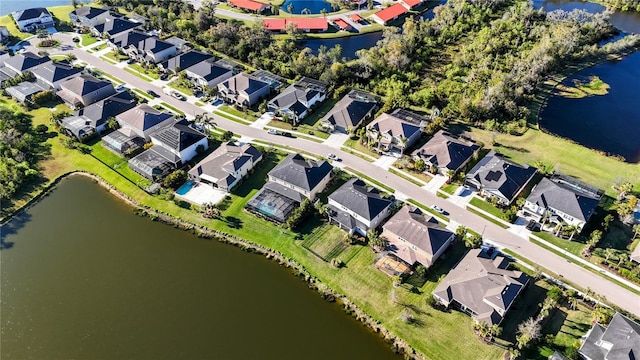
left=163, top=170, right=188, bottom=189
left=31, top=90, right=54, bottom=105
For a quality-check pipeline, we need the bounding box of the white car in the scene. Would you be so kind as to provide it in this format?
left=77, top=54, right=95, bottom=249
left=431, top=205, right=445, bottom=214
left=115, top=84, right=126, bottom=92
left=267, top=129, right=278, bottom=135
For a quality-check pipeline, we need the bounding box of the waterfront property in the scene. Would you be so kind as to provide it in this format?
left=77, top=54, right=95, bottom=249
left=12, top=8, right=54, bottom=32
left=32, top=61, right=82, bottom=91
left=102, top=104, right=174, bottom=154
left=69, top=6, right=110, bottom=28
left=229, top=0, right=271, bottom=13
left=184, top=60, right=233, bottom=89
left=465, top=150, right=537, bottom=206
left=0, top=26, right=11, bottom=44
left=579, top=312, right=640, bottom=360
left=59, top=91, right=136, bottom=140
left=400, top=0, right=424, bottom=9
left=129, top=119, right=208, bottom=180
left=267, top=77, right=328, bottom=124
left=411, top=130, right=480, bottom=176
left=381, top=206, right=454, bottom=269
left=521, top=174, right=603, bottom=232
left=370, top=4, right=407, bottom=25
left=433, top=248, right=530, bottom=325
left=320, top=89, right=378, bottom=133
left=263, top=18, right=329, bottom=33
left=56, top=74, right=116, bottom=109
left=366, top=109, right=427, bottom=155
left=247, top=153, right=332, bottom=222
left=327, top=178, right=393, bottom=236
left=217, top=72, right=271, bottom=108
left=188, top=142, right=263, bottom=192
left=5, top=81, right=47, bottom=104
left=159, top=50, right=214, bottom=74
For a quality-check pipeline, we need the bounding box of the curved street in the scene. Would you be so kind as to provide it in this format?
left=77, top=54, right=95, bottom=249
left=25, top=32, right=640, bottom=317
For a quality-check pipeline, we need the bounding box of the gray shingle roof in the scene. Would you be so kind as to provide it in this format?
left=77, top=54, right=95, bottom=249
left=321, top=90, right=378, bottom=130
left=269, top=77, right=327, bottom=115
left=111, top=30, right=150, bottom=48
left=368, top=112, right=422, bottom=140
left=13, top=8, right=51, bottom=21
left=185, top=61, right=231, bottom=81
left=4, top=52, right=51, bottom=72
left=150, top=119, right=206, bottom=151
left=32, top=62, right=81, bottom=83
left=527, top=176, right=602, bottom=222
left=134, top=37, right=174, bottom=54
left=59, top=74, right=114, bottom=96
left=221, top=72, right=270, bottom=95
left=433, top=249, right=529, bottom=325
left=382, top=206, right=453, bottom=266
left=76, top=91, right=136, bottom=128
left=466, top=150, right=537, bottom=202
left=328, top=178, right=392, bottom=221
left=160, top=50, right=213, bottom=72
left=71, top=6, right=108, bottom=19
left=268, top=153, right=333, bottom=191
left=412, top=130, right=480, bottom=171
left=580, top=313, right=640, bottom=360
left=94, top=18, right=140, bottom=36
left=188, top=142, right=262, bottom=188
left=116, top=104, right=174, bottom=131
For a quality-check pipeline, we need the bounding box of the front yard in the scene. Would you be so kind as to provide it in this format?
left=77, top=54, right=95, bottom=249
left=343, top=137, right=380, bottom=159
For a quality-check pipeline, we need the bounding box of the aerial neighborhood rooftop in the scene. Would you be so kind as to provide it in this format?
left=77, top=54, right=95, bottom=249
left=2, top=5, right=639, bottom=359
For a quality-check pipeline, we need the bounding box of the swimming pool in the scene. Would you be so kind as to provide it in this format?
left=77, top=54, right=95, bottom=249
left=175, top=181, right=195, bottom=196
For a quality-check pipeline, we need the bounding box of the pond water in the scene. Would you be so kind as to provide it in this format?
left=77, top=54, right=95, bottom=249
left=299, top=31, right=384, bottom=59
left=281, top=0, right=334, bottom=14
left=0, top=176, right=399, bottom=360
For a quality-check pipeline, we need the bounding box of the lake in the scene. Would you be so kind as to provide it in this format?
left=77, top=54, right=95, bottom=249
left=1, top=0, right=89, bottom=16
left=280, top=0, right=334, bottom=14
left=534, top=0, right=640, bottom=163
left=299, top=31, right=384, bottom=59
left=0, top=175, right=399, bottom=360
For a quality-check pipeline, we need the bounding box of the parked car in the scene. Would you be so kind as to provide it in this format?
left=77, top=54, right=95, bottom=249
left=72, top=37, right=80, bottom=43
left=328, top=153, right=341, bottom=161
left=526, top=220, right=541, bottom=232
left=172, top=92, right=186, bottom=101
left=115, top=84, right=126, bottom=92
left=159, top=73, right=169, bottom=80
left=127, top=58, right=135, bottom=64
left=281, top=132, right=293, bottom=138
left=146, top=89, right=159, bottom=98
left=267, top=129, right=278, bottom=135
left=431, top=205, right=445, bottom=214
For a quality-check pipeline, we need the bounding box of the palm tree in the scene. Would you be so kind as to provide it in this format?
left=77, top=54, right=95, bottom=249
left=604, top=248, right=615, bottom=263
left=617, top=253, right=628, bottom=269
left=301, top=8, right=310, bottom=15
left=633, top=224, right=640, bottom=240
left=287, top=3, right=294, bottom=13
left=320, top=8, right=328, bottom=17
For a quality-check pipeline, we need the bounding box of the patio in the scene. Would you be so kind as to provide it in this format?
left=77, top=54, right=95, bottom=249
left=175, top=182, right=227, bottom=206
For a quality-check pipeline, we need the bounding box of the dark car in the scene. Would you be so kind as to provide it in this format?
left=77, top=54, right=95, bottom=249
left=72, top=37, right=80, bottom=43
left=127, top=58, right=135, bottom=64
left=526, top=220, right=541, bottom=232
left=159, top=73, right=169, bottom=80
left=146, top=89, right=159, bottom=98
left=281, top=132, right=294, bottom=138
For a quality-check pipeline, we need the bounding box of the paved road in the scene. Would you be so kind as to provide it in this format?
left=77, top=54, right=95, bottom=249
left=36, top=33, right=640, bottom=317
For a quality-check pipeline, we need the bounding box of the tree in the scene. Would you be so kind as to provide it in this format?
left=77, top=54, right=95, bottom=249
left=414, top=158, right=426, bottom=172
left=617, top=253, right=628, bottom=269
left=70, top=0, right=78, bottom=8
left=604, top=248, right=615, bottom=263
left=508, top=348, right=520, bottom=360
left=516, top=317, right=541, bottom=349
left=415, top=264, right=426, bottom=278
left=106, top=117, right=119, bottom=130
left=455, top=225, right=468, bottom=240
left=464, top=233, right=482, bottom=249
left=221, top=130, right=234, bottom=141
left=163, top=170, right=188, bottom=189
left=287, top=3, right=294, bottom=13
left=367, top=229, right=388, bottom=251
left=633, top=224, right=640, bottom=240
left=602, top=214, right=614, bottom=232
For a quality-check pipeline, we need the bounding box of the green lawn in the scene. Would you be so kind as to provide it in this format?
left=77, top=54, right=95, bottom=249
left=47, top=5, right=74, bottom=23
left=132, top=88, right=153, bottom=100
left=534, top=304, right=592, bottom=359
left=267, top=120, right=329, bottom=139
left=440, top=183, right=459, bottom=195
left=219, top=105, right=258, bottom=121
left=343, top=137, right=380, bottom=159
left=128, top=63, right=160, bottom=80
left=467, top=207, right=509, bottom=228
left=533, top=231, right=585, bottom=256
left=301, top=223, right=350, bottom=261
left=453, top=125, right=640, bottom=198
left=0, top=15, right=31, bottom=41
left=167, top=80, right=194, bottom=96
left=89, top=142, right=151, bottom=188
left=469, top=197, right=506, bottom=219
left=124, top=67, right=153, bottom=82
left=91, top=43, right=108, bottom=52
left=104, top=50, right=129, bottom=62
left=81, top=33, right=98, bottom=46
left=213, top=110, right=253, bottom=125
left=388, top=168, right=425, bottom=186
left=344, top=166, right=394, bottom=193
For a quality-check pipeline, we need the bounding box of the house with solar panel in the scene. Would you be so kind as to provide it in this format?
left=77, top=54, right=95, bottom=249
left=246, top=153, right=333, bottom=223
left=465, top=151, right=537, bottom=206
left=327, top=178, right=393, bottom=236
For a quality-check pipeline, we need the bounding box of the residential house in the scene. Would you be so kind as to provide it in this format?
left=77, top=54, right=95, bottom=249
left=328, top=178, right=393, bottom=236
left=109, top=30, right=150, bottom=50
left=433, top=248, right=530, bottom=325
left=126, top=37, right=177, bottom=64
left=411, top=130, right=480, bottom=175
left=320, top=89, right=378, bottom=133
left=56, top=74, right=116, bottom=108
left=32, top=61, right=82, bottom=90
left=246, top=153, right=333, bottom=223
left=0, top=26, right=10, bottom=44
left=59, top=91, right=136, bottom=140
left=163, top=36, right=190, bottom=53
left=268, top=77, right=328, bottom=123
left=632, top=244, right=640, bottom=263
left=5, top=82, right=47, bottom=103
left=521, top=174, right=603, bottom=231
left=249, top=69, right=286, bottom=91
left=92, top=17, right=141, bottom=39
left=381, top=206, right=454, bottom=268
left=102, top=104, right=175, bottom=154
left=579, top=312, right=640, bottom=360
left=229, top=0, right=271, bottom=13
left=263, top=18, right=329, bottom=32
left=465, top=151, right=537, bottom=206
left=333, top=19, right=352, bottom=31
left=400, top=0, right=424, bottom=9
left=188, top=142, right=263, bottom=192
left=366, top=109, right=427, bottom=155
left=11, top=8, right=54, bottom=32
left=370, top=4, right=407, bottom=25
left=217, top=72, right=271, bottom=108
left=185, top=60, right=233, bottom=88
left=69, top=6, right=111, bottom=28
left=1, top=52, right=51, bottom=78
left=159, top=50, right=214, bottom=74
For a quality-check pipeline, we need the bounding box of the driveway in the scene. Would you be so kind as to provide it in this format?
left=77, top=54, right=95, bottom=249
left=31, top=32, right=640, bottom=317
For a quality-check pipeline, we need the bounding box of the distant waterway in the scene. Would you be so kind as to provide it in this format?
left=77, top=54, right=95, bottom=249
left=0, top=0, right=89, bottom=16
left=0, top=175, right=399, bottom=360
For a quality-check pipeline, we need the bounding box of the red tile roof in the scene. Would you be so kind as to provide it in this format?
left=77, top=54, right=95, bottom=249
left=333, top=18, right=351, bottom=30
left=372, top=3, right=407, bottom=23
left=263, top=18, right=328, bottom=31
left=349, top=14, right=363, bottom=22
left=401, top=0, right=422, bottom=8
left=230, top=0, right=269, bottom=12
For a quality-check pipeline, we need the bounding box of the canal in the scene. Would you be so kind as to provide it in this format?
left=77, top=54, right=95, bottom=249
left=0, top=175, right=399, bottom=360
